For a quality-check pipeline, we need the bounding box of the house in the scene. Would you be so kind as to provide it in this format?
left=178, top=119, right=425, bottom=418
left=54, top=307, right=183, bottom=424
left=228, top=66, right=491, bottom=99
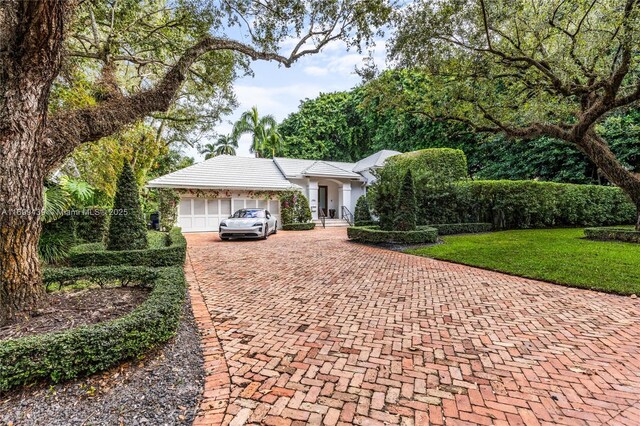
left=147, top=150, right=400, bottom=232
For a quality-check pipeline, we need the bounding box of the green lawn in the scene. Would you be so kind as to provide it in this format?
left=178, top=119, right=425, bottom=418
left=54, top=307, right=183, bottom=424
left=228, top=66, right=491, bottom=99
left=406, top=228, right=640, bottom=295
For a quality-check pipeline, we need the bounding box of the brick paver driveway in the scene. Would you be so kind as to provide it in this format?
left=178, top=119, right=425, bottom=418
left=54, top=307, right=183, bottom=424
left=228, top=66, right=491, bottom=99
left=186, top=228, right=640, bottom=426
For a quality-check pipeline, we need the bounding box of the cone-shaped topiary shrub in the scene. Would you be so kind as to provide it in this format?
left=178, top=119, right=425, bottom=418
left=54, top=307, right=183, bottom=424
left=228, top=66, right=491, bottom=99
left=354, top=195, right=373, bottom=223
left=106, top=161, right=148, bottom=251
left=394, top=169, right=417, bottom=231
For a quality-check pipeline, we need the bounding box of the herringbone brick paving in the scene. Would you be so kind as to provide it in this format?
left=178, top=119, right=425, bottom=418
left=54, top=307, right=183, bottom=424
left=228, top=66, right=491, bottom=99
left=186, top=228, right=640, bottom=426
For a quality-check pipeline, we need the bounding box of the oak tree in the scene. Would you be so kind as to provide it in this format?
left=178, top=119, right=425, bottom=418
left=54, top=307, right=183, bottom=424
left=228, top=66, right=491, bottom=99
left=0, top=0, right=390, bottom=324
left=390, top=0, right=640, bottom=229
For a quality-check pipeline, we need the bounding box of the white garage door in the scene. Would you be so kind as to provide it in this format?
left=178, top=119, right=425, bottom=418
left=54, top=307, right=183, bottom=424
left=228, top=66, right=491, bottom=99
left=178, top=197, right=280, bottom=232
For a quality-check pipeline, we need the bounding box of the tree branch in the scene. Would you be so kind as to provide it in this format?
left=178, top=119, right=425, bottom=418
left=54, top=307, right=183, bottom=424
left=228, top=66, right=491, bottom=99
left=42, top=35, right=330, bottom=171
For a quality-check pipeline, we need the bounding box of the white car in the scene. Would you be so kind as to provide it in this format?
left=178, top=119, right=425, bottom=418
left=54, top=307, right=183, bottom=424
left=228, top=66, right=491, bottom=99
left=219, top=208, right=277, bottom=240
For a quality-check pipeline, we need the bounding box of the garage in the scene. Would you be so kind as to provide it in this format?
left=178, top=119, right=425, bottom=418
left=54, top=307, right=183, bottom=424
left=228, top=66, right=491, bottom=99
left=178, top=197, right=280, bottom=233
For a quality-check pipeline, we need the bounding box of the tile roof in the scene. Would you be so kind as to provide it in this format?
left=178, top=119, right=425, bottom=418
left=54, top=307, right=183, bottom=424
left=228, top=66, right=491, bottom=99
left=147, top=155, right=296, bottom=191
left=352, top=150, right=401, bottom=172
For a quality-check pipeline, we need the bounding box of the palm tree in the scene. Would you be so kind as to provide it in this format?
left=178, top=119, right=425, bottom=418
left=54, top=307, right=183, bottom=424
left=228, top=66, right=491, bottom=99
left=262, top=127, right=284, bottom=158
left=200, top=143, right=217, bottom=160
left=232, top=106, right=277, bottom=158
left=214, top=134, right=238, bottom=156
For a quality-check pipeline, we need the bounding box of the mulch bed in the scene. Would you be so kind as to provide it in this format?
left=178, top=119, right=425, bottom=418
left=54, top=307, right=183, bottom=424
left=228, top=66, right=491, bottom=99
left=0, top=287, right=149, bottom=341
left=0, top=298, right=205, bottom=426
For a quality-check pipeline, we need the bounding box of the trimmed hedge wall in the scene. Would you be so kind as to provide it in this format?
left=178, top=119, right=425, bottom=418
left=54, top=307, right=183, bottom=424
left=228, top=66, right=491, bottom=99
left=0, top=266, right=185, bottom=392
left=584, top=227, right=640, bottom=243
left=355, top=220, right=378, bottom=227
left=430, top=223, right=493, bottom=235
left=282, top=222, right=316, bottom=231
left=43, top=265, right=158, bottom=291
left=347, top=225, right=438, bottom=244
left=69, top=227, right=186, bottom=267
left=418, top=180, right=636, bottom=229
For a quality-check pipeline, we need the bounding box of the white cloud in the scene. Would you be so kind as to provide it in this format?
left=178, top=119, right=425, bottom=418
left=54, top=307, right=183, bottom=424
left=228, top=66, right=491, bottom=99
left=303, top=66, right=329, bottom=76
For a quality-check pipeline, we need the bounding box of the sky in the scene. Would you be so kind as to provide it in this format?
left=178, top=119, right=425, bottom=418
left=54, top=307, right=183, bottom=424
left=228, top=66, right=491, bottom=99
left=187, top=37, right=387, bottom=160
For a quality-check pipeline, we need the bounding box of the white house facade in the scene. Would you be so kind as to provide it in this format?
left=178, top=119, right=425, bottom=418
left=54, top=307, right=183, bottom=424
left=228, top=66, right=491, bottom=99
left=147, top=150, right=399, bottom=232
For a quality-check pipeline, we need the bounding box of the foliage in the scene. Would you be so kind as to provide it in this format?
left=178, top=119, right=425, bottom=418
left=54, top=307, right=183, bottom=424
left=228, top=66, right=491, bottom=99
left=70, top=123, right=168, bottom=201
left=584, top=227, right=640, bottom=244
left=200, top=134, right=238, bottom=158
left=75, top=209, right=108, bottom=243
left=157, top=189, right=180, bottom=232
left=354, top=195, right=372, bottom=223
left=389, top=0, right=640, bottom=219
left=407, top=229, right=640, bottom=295
left=232, top=106, right=280, bottom=158
left=417, top=180, right=636, bottom=230
left=106, top=161, right=148, bottom=251
left=278, top=69, right=640, bottom=186
left=70, top=228, right=186, bottom=268
left=0, top=266, right=185, bottom=391
left=394, top=170, right=417, bottom=231
left=369, top=149, right=468, bottom=230
left=279, top=91, right=367, bottom=161
left=43, top=265, right=158, bottom=292
left=282, top=222, right=316, bottom=231
left=347, top=225, right=437, bottom=244
left=39, top=216, right=76, bottom=265
left=279, top=191, right=312, bottom=225
left=429, top=223, right=492, bottom=236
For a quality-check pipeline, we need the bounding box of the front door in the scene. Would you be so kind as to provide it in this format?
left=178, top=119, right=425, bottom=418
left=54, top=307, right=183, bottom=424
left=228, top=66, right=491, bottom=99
left=318, top=186, right=328, bottom=217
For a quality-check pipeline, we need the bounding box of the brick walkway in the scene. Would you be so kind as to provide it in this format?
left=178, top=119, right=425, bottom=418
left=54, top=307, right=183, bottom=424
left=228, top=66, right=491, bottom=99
left=186, top=228, right=640, bottom=426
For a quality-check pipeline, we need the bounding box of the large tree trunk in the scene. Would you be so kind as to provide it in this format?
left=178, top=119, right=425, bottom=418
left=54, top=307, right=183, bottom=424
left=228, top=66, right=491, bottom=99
left=0, top=1, right=66, bottom=325
left=0, top=155, right=46, bottom=325
left=580, top=133, right=640, bottom=230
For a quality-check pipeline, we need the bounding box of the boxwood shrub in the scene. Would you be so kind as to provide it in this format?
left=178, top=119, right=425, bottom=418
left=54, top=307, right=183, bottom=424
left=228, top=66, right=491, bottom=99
left=584, top=227, right=640, bottom=243
left=69, top=227, right=186, bottom=267
left=347, top=225, right=437, bottom=244
left=430, top=223, right=492, bottom=235
left=354, top=220, right=378, bottom=227
left=282, top=222, right=316, bottom=231
left=0, top=266, right=185, bottom=392
left=418, top=180, right=636, bottom=229
left=43, top=265, right=158, bottom=291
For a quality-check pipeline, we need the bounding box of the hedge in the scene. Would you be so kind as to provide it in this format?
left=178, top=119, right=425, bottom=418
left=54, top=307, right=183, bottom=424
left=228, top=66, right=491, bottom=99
left=43, top=265, right=158, bottom=291
left=0, top=266, right=185, bottom=392
left=369, top=148, right=468, bottom=230
left=69, top=227, right=186, bottom=267
left=282, top=222, right=316, bottom=231
left=347, top=225, right=438, bottom=244
left=584, top=227, right=640, bottom=243
left=354, top=220, right=378, bottom=227
left=418, top=180, right=636, bottom=229
left=430, top=223, right=493, bottom=235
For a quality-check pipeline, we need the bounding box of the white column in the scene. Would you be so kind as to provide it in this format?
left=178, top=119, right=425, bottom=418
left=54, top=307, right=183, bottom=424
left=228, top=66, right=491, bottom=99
left=308, top=180, right=319, bottom=220
left=341, top=182, right=352, bottom=218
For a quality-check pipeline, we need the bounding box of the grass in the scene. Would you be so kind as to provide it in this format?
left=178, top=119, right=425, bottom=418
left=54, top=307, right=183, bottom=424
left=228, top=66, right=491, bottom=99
left=406, top=228, right=640, bottom=295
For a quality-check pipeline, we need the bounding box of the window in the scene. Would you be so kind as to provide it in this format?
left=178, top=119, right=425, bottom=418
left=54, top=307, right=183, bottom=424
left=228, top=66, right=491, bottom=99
left=193, top=199, right=206, bottom=215
left=220, top=199, right=231, bottom=215
left=207, top=199, right=219, bottom=214
left=180, top=199, right=192, bottom=215
left=232, top=209, right=265, bottom=218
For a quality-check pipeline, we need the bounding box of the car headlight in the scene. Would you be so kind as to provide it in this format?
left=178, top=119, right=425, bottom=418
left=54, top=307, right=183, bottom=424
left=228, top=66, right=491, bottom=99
left=220, top=222, right=227, bottom=227
left=252, top=222, right=263, bottom=227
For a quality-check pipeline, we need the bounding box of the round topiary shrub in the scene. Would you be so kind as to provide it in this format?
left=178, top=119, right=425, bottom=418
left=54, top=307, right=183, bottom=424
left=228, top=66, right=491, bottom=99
left=347, top=225, right=437, bottom=244
left=106, top=161, right=148, bottom=251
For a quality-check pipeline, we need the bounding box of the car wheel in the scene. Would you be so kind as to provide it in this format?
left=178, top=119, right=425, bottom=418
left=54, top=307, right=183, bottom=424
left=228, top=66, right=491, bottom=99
left=263, top=225, right=269, bottom=239
left=273, top=222, right=277, bottom=234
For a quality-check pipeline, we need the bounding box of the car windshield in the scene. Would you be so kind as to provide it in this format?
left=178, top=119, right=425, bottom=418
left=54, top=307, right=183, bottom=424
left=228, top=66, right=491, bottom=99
left=232, top=209, right=265, bottom=218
